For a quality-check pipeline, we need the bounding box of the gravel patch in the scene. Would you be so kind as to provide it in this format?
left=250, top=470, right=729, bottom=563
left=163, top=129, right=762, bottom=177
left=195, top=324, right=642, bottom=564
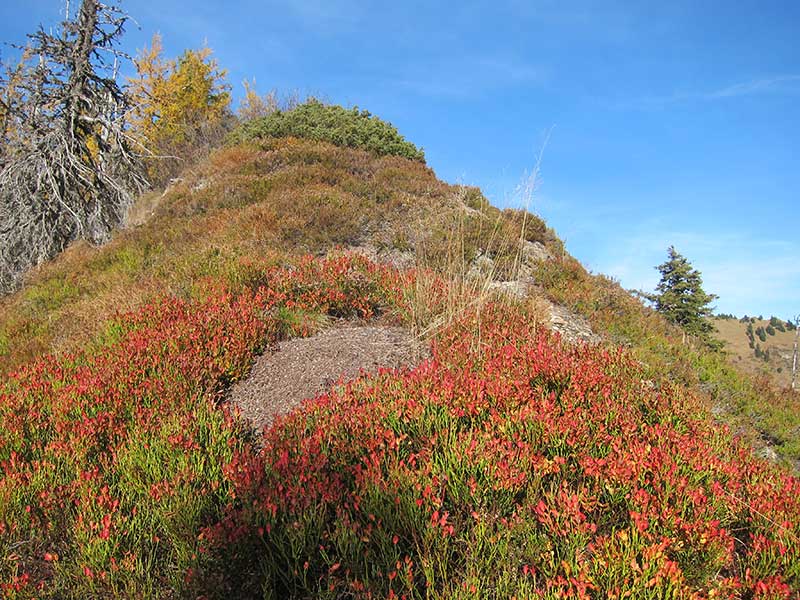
left=228, top=325, right=422, bottom=438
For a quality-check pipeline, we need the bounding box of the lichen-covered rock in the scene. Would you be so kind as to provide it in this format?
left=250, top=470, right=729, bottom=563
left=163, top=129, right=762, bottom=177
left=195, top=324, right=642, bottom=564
left=549, top=303, right=601, bottom=345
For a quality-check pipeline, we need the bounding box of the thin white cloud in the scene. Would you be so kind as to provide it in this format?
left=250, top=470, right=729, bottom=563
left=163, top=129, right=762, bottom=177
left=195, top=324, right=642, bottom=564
left=706, top=75, right=800, bottom=99
left=623, top=74, right=800, bottom=109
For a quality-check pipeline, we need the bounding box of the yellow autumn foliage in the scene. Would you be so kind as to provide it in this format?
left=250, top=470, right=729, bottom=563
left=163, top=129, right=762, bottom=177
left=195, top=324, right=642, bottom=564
left=128, top=33, right=231, bottom=185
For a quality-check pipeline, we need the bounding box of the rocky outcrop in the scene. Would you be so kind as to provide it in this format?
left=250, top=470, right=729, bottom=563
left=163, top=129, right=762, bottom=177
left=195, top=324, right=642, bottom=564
left=548, top=303, right=601, bottom=345
left=466, top=245, right=600, bottom=345
left=522, top=240, right=553, bottom=263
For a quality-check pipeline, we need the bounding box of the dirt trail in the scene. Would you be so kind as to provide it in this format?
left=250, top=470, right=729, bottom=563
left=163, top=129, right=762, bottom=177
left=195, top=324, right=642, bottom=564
left=228, top=325, right=421, bottom=437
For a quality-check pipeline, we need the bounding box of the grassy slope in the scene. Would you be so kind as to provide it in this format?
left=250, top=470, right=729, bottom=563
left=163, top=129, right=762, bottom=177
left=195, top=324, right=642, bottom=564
left=0, top=138, right=551, bottom=374
left=1, top=138, right=799, bottom=597
left=713, top=317, right=797, bottom=388
left=0, top=137, right=797, bottom=463
left=2, top=255, right=798, bottom=598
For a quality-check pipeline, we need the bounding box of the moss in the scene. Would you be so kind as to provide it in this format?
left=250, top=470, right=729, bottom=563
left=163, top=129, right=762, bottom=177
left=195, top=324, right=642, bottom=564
left=22, top=275, right=81, bottom=315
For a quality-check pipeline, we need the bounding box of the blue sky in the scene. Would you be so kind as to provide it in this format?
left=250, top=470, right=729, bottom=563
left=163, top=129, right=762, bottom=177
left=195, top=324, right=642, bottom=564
left=2, top=1, right=799, bottom=319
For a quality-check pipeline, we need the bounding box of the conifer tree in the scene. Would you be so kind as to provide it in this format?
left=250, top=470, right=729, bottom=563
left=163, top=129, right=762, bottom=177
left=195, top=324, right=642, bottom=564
left=641, top=246, right=719, bottom=345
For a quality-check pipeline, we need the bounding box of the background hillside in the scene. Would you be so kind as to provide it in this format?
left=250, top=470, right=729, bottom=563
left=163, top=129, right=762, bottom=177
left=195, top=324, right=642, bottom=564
left=713, top=316, right=798, bottom=389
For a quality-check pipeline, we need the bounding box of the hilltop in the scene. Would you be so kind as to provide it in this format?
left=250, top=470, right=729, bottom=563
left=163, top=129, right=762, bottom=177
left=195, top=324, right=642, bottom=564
left=1, top=106, right=799, bottom=598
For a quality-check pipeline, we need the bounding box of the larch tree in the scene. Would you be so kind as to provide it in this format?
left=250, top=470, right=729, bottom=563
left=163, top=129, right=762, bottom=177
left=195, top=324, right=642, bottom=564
left=0, top=0, right=145, bottom=294
left=641, top=246, right=719, bottom=346
left=237, top=78, right=279, bottom=122
left=128, top=34, right=232, bottom=185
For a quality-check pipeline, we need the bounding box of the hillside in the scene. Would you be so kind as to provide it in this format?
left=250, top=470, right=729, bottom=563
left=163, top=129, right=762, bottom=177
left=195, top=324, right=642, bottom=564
left=0, top=137, right=558, bottom=373
left=1, top=124, right=799, bottom=597
left=713, top=316, right=798, bottom=389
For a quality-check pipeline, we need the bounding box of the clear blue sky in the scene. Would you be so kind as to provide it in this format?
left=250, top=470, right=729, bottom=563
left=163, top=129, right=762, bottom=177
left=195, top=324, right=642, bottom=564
left=2, top=1, right=799, bottom=319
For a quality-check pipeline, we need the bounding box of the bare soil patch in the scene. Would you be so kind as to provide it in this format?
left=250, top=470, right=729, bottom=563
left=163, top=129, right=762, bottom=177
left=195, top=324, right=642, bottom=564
left=228, top=324, right=422, bottom=438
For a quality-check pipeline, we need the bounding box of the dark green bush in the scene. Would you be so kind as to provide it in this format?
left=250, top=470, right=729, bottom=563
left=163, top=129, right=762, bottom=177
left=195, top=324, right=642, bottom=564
left=229, top=100, right=425, bottom=162
left=766, top=324, right=776, bottom=336
left=773, top=318, right=786, bottom=332
left=756, top=326, right=767, bottom=342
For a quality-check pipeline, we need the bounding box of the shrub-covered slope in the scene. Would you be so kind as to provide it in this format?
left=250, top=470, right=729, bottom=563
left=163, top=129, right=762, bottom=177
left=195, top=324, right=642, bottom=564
left=2, top=255, right=798, bottom=598
left=1, top=122, right=799, bottom=597
left=0, top=137, right=554, bottom=375
left=530, top=256, right=800, bottom=464
left=229, top=100, right=426, bottom=162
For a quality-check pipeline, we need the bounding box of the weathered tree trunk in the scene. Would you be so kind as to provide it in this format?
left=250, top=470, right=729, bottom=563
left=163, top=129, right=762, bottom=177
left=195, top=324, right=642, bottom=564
left=66, top=0, right=98, bottom=139
left=0, top=0, right=145, bottom=294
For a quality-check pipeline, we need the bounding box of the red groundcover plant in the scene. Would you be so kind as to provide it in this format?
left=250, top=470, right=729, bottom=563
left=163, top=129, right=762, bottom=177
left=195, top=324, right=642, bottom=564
left=0, top=254, right=402, bottom=597
left=202, top=304, right=800, bottom=599
left=1, top=254, right=799, bottom=598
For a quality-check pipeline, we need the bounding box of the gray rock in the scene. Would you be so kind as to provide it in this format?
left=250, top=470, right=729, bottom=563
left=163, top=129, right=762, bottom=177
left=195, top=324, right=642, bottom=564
left=549, top=304, right=601, bottom=345
left=522, top=240, right=553, bottom=263
left=757, top=446, right=779, bottom=463
left=488, top=278, right=535, bottom=300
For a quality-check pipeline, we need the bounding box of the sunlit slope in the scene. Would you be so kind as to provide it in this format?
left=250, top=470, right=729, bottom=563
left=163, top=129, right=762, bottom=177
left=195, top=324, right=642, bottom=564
left=713, top=316, right=797, bottom=388
left=2, top=256, right=798, bottom=598
left=0, top=137, right=555, bottom=374
left=0, top=122, right=799, bottom=597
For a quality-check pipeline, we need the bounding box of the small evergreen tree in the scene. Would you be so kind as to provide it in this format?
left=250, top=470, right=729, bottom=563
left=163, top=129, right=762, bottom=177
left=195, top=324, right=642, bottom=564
left=640, top=246, right=719, bottom=345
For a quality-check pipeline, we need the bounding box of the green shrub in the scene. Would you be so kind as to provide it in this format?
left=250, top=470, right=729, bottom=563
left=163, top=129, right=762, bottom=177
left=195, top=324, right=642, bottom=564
left=756, top=326, right=767, bottom=342
left=229, top=100, right=425, bottom=162
left=463, top=186, right=489, bottom=211
left=767, top=316, right=786, bottom=332
left=766, top=324, right=776, bottom=336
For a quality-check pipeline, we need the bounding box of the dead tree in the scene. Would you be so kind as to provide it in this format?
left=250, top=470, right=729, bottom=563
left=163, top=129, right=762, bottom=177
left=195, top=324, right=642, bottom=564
left=0, top=0, right=146, bottom=294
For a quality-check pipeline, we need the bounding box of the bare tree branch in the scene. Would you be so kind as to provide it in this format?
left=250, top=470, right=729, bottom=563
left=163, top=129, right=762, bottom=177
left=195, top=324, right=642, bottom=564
left=0, top=0, right=146, bottom=294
